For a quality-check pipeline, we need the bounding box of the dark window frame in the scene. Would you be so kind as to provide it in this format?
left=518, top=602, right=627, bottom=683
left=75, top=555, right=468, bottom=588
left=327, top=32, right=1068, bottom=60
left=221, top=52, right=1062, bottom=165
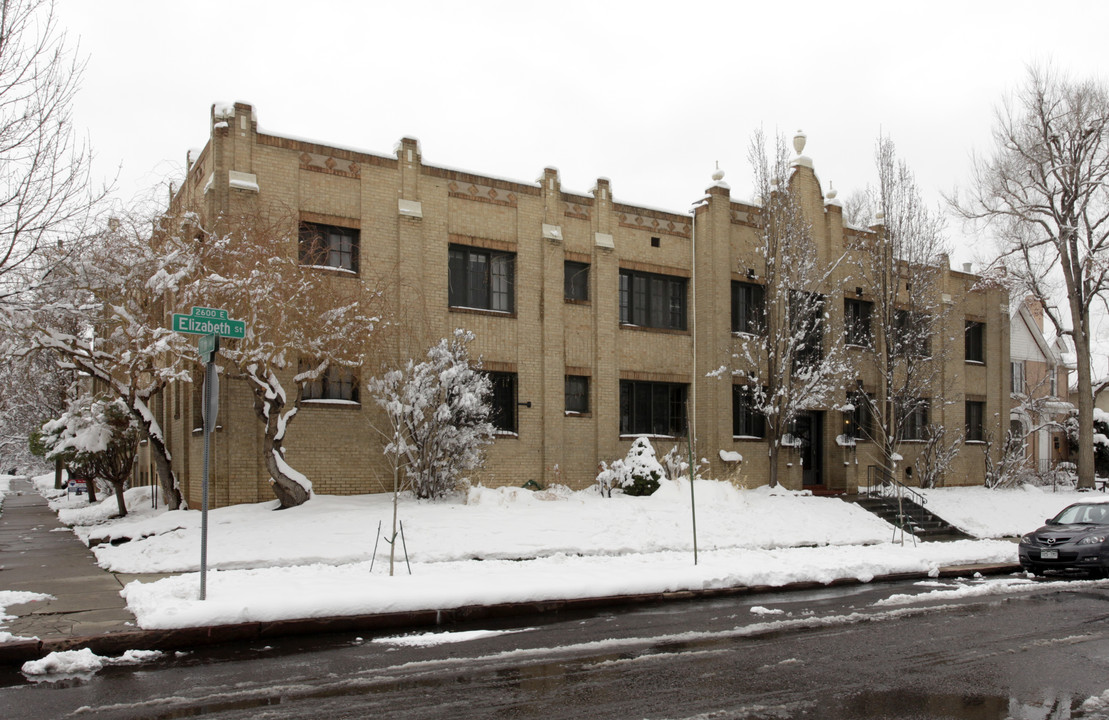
left=448, top=244, right=516, bottom=313
left=732, top=384, right=766, bottom=438
left=965, top=400, right=986, bottom=442
left=844, top=391, right=875, bottom=442
left=565, top=375, right=589, bottom=414
left=844, top=298, right=873, bottom=348
left=965, top=321, right=986, bottom=363
left=299, top=221, right=360, bottom=273
left=897, top=397, right=931, bottom=441
left=791, top=290, right=825, bottom=369
left=619, top=380, right=688, bottom=436
left=731, top=280, right=765, bottom=335
left=619, top=269, right=687, bottom=331
left=894, top=309, right=932, bottom=358
left=564, top=260, right=590, bottom=302
left=487, top=371, right=518, bottom=433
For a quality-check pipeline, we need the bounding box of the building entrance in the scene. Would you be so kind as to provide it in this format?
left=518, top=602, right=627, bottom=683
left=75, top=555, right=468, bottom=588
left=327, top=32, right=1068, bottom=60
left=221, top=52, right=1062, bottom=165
left=795, top=412, right=824, bottom=487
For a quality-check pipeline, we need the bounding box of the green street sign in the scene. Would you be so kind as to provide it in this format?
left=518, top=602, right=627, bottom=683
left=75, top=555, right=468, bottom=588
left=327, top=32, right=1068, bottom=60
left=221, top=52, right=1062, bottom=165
left=198, top=332, right=219, bottom=363
left=172, top=306, right=245, bottom=339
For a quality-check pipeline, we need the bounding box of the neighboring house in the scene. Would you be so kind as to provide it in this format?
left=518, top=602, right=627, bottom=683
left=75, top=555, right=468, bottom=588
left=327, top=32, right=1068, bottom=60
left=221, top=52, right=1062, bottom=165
left=147, top=102, right=1010, bottom=508
left=1010, top=297, right=1073, bottom=473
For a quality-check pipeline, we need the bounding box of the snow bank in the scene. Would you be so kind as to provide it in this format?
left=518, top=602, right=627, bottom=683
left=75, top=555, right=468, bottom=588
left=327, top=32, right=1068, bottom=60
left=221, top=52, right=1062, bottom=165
left=919, top=485, right=1105, bottom=538
left=21, top=648, right=163, bottom=679
left=119, top=539, right=1018, bottom=630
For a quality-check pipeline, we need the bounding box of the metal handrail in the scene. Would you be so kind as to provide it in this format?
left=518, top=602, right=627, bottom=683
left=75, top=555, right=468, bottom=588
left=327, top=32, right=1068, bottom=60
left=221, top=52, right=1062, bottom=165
left=866, top=464, right=929, bottom=533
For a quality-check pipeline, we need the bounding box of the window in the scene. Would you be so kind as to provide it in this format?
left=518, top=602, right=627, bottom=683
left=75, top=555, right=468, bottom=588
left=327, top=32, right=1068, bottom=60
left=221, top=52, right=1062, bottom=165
left=843, top=392, right=874, bottom=441
left=966, top=400, right=986, bottom=442
left=897, top=397, right=930, bottom=441
left=564, top=261, right=589, bottom=302
left=302, top=364, right=359, bottom=403
left=1011, top=361, right=1026, bottom=394
left=894, top=309, right=931, bottom=358
left=299, top=222, right=359, bottom=272
left=619, top=380, right=687, bottom=436
left=732, top=385, right=765, bottom=438
left=791, top=290, right=825, bottom=368
left=965, top=321, right=985, bottom=363
left=1050, top=367, right=1058, bottom=397
left=844, top=299, right=873, bottom=347
left=619, top=269, right=687, bottom=330
left=487, top=371, right=517, bottom=433
left=731, top=281, right=764, bottom=335
left=565, top=375, right=589, bottom=414
left=449, top=245, right=515, bottom=313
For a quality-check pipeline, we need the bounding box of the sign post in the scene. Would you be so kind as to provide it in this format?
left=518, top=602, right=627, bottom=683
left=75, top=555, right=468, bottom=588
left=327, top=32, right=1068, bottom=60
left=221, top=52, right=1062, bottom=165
left=171, top=307, right=244, bottom=601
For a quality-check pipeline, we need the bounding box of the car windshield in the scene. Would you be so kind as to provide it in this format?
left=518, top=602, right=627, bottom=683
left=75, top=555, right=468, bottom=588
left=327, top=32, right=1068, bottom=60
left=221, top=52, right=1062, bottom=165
left=1053, top=503, right=1109, bottom=525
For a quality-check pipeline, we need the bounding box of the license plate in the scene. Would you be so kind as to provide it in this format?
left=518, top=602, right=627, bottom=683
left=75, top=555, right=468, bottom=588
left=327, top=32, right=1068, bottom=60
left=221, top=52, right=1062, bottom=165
left=1041, top=549, right=1059, bottom=559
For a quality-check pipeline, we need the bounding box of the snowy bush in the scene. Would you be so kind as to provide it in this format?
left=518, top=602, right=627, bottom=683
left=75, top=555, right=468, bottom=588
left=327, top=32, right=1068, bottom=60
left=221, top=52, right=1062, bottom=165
left=369, top=330, right=494, bottom=500
left=595, top=437, right=665, bottom=497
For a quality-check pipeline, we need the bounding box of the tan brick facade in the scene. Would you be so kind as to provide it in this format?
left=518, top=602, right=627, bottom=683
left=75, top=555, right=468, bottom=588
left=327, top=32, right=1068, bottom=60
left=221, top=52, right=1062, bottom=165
left=157, top=103, right=1010, bottom=508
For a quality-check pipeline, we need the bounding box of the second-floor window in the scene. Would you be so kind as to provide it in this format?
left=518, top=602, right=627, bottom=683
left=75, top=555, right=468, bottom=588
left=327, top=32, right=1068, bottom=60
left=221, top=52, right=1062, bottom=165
left=299, top=222, right=359, bottom=272
left=449, top=245, right=515, bottom=313
left=965, top=321, right=985, bottom=363
left=619, top=269, right=687, bottom=330
left=1011, top=361, right=1026, bottom=394
left=731, top=281, right=764, bottom=335
left=844, top=298, right=873, bottom=347
left=894, top=309, right=932, bottom=358
left=564, top=261, right=589, bottom=302
left=791, top=290, right=825, bottom=368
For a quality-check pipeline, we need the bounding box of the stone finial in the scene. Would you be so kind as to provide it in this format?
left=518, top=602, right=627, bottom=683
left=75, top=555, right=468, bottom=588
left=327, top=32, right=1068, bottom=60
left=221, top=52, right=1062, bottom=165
left=712, top=161, right=725, bottom=183
left=793, top=130, right=807, bottom=156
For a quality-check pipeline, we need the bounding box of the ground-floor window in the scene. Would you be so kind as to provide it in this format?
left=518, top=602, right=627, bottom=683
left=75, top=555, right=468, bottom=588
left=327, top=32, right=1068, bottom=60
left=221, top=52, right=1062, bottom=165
left=619, top=380, right=687, bottom=436
left=965, top=400, right=986, bottom=442
left=487, top=371, right=518, bottom=433
left=565, top=375, right=589, bottom=414
left=302, top=363, right=360, bottom=403
left=732, top=384, right=765, bottom=438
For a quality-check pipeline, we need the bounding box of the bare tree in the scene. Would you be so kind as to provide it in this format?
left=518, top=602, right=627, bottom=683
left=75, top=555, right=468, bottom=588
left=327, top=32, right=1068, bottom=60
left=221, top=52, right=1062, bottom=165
left=716, top=131, right=849, bottom=488
left=181, top=209, right=383, bottom=509
left=0, top=343, right=70, bottom=475
left=0, top=0, right=105, bottom=303
left=952, top=66, right=1109, bottom=489
left=851, top=137, right=953, bottom=480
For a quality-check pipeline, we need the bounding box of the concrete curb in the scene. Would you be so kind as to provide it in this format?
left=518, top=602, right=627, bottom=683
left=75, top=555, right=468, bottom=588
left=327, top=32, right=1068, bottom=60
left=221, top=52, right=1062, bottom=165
left=0, top=562, right=1022, bottom=667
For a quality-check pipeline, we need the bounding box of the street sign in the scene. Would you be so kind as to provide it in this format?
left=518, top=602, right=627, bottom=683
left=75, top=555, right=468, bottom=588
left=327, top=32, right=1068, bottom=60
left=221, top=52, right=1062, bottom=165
left=198, top=332, right=219, bottom=364
left=172, top=306, right=245, bottom=339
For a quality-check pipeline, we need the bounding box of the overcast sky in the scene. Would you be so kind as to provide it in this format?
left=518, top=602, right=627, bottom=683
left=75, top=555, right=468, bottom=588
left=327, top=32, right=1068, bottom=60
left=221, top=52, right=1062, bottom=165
left=58, top=0, right=1109, bottom=332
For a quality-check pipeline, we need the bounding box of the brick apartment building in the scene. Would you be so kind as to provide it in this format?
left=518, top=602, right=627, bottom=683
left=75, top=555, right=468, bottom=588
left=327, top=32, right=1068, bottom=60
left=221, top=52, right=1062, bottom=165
left=154, top=102, right=1010, bottom=508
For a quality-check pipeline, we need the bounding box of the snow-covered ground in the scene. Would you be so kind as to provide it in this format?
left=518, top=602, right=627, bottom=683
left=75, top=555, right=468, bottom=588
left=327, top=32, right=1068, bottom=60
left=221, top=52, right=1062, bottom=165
left=17, top=473, right=1093, bottom=633
left=919, top=484, right=1102, bottom=538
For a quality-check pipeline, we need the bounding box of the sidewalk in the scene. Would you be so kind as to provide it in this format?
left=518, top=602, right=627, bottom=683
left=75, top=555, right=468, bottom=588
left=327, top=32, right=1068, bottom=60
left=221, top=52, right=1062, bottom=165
left=0, top=476, right=1022, bottom=666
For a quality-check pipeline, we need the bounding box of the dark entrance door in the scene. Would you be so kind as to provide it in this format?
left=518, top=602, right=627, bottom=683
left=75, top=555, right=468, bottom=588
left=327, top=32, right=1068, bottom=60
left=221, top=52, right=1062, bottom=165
left=795, top=412, right=823, bottom=486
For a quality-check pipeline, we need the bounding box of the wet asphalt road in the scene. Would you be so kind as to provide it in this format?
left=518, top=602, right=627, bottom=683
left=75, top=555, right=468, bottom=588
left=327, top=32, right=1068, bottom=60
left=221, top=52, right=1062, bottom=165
left=2, top=574, right=1109, bottom=719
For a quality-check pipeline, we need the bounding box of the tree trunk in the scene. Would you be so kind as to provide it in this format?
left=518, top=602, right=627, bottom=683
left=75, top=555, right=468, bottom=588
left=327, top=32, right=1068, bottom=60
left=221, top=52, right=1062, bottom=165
left=1071, top=308, right=1097, bottom=490
left=262, top=431, right=309, bottom=509
left=111, top=480, right=128, bottom=518
left=85, top=475, right=97, bottom=503
left=147, top=432, right=183, bottom=510
left=767, top=442, right=780, bottom=488
left=54, top=456, right=63, bottom=490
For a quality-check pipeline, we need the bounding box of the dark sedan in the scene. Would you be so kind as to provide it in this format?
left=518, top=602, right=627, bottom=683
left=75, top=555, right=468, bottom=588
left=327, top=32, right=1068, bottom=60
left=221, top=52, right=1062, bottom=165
left=1019, top=501, right=1109, bottom=577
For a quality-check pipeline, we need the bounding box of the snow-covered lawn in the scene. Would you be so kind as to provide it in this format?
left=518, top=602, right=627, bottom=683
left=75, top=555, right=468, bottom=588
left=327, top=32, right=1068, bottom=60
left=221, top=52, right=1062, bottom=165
left=23, top=472, right=1108, bottom=633
left=17, top=473, right=1053, bottom=632
left=919, top=484, right=1107, bottom=538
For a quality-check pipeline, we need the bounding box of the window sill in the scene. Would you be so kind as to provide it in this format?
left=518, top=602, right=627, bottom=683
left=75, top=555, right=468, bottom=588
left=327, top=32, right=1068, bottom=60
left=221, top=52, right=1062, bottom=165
left=192, top=425, right=223, bottom=435
left=493, top=430, right=519, bottom=439
left=732, top=435, right=764, bottom=441
left=620, top=323, right=690, bottom=336
left=564, top=411, right=592, bottom=418
left=965, top=440, right=986, bottom=445
left=846, top=343, right=873, bottom=350
left=302, top=399, right=362, bottom=409
left=302, top=263, right=359, bottom=276
left=450, top=306, right=516, bottom=319
left=620, top=433, right=682, bottom=440
left=564, top=298, right=591, bottom=306
left=965, top=360, right=985, bottom=366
